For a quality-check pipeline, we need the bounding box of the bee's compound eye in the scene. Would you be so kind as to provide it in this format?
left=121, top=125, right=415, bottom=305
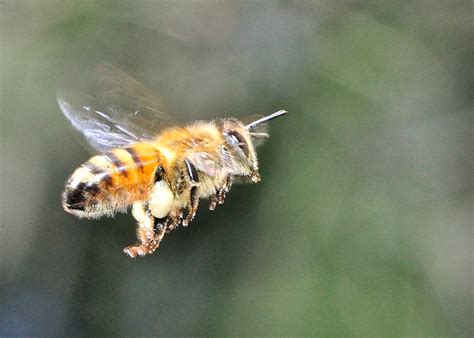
left=226, top=131, right=249, bottom=157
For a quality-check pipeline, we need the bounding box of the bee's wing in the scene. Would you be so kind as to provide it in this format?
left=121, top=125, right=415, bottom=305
left=92, top=63, right=172, bottom=138
left=57, top=63, right=173, bottom=154
left=187, top=148, right=235, bottom=177
left=57, top=89, right=144, bottom=153
left=188, top=149, right=252, bottom=185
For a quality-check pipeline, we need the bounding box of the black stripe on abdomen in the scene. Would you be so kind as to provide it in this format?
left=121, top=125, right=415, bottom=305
left=64, top=182, right=100, bottom=211
left=104, top=152, right=128, bottom=177
left=124, top=147, right=144, bottom=171
left=81, top=160, right=113, bottom=187
left=81, top=161, right=104, bottom=174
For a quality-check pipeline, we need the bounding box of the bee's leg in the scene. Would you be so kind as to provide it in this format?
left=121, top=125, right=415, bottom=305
left=216, top=176, right=233, bottom=204
left=182, top=158, right=200, bottom=226
left=123, top=202, right=167, bottom=258
left=166, top=215, right=180, bottom=231
left=250, top=170, right=261, bottom=183
left=209, top=196, right=218, bottom=211
left=182, top=186, right=199, bottom=226
left=152, top=217, right=167, bottom=246
left=209, top=175, right=233, bottom=210
left=165, top=210, right=181, bottom=232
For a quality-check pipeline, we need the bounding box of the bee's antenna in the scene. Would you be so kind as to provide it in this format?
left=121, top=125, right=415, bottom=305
left=245, top=110, right=287, bottom=130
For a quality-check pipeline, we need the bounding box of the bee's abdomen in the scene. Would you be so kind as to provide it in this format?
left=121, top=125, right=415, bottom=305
left=63, top=143, right=161, bottom=218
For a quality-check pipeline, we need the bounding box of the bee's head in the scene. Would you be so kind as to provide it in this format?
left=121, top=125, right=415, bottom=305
left=218, top=110, right=287, bottom=181
left=219, top=118, right=258, bottom=173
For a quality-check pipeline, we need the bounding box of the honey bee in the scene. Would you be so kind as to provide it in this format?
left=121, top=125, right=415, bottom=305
left=58, top=64, right=286, bottom=257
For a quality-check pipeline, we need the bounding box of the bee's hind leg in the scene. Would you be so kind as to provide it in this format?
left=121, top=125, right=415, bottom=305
left=123, top=201, right=167, bottom=258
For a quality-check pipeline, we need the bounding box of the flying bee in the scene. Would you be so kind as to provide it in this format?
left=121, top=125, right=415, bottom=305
left=57, top=63, right=287, bottom=258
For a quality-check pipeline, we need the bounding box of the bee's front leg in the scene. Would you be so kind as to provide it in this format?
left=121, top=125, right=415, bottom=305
left=209, top=175, right=233, bottom=211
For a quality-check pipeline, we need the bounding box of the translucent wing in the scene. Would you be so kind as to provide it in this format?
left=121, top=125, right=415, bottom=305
left=187, top=152, right=221, bottom=176
left=57, top=90, right=142, bottom=153
left=187, top=147, right=235, bottom=177
left=57, top=63, right=173, bottom=153
left=92, top=63, right=172, bottom=138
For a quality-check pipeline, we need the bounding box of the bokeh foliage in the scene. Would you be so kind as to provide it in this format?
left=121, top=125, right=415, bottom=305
left=1, top=1, right=471, bottom=336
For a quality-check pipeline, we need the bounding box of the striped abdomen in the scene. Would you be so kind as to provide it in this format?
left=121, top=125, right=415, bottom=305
left=63, top=142, right=162, bottom=218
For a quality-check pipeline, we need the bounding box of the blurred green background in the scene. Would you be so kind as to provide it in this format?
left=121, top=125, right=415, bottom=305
left=1, top=1, right=472, bottom=336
